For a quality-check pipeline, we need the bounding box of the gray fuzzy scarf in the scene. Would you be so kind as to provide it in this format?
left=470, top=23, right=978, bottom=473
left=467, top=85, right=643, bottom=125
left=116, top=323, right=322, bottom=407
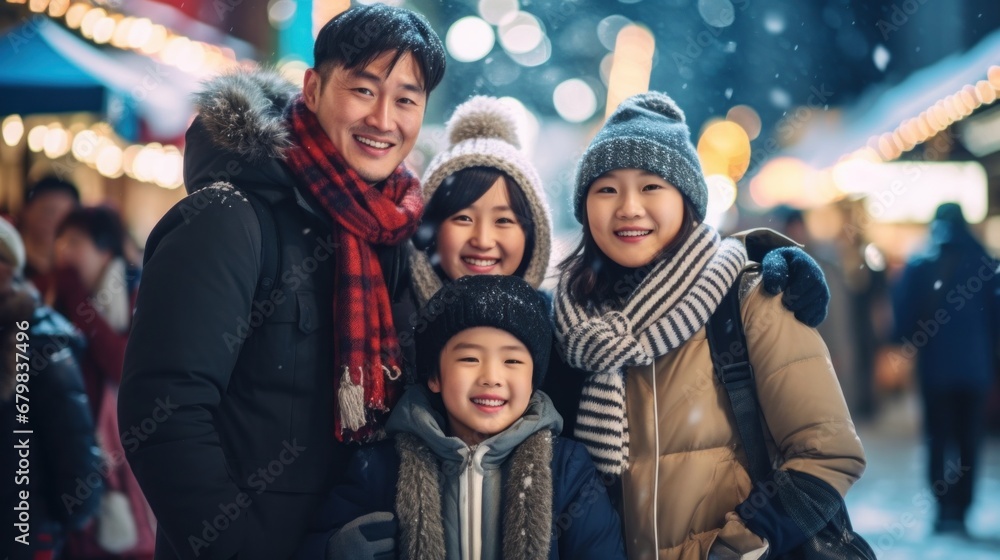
left=408, top=241, right=447, bottom=307
left=554, top=223, right=747, bottom=475
left=395, top=431, right=553, bottom=560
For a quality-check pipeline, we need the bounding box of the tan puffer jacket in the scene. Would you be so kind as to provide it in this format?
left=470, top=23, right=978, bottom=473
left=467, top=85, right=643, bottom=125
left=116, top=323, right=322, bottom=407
left=621, top=272, right=866, bottom=560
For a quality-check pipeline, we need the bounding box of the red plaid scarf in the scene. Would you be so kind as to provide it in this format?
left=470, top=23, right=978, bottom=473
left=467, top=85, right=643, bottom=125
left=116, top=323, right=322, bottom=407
left=284, top=96, right=422, bottom=443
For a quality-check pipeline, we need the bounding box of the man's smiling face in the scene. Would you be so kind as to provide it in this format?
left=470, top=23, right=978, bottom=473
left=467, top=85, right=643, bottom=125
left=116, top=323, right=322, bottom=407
left=303, top=50, right=426, bottom=184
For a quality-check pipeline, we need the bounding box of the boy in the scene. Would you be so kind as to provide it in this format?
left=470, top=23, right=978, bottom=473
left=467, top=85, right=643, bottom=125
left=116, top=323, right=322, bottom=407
left=298, top=274, right=626, bottom=559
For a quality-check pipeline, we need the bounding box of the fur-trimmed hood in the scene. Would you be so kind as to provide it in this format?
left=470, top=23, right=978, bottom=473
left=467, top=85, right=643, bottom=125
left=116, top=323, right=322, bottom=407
left=183, top=69, right=302, bottom=195
left=193, top=68, right=299, bottom=162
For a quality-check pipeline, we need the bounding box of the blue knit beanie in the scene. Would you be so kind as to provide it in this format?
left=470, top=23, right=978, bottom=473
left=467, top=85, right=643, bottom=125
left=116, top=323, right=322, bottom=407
left=573, top=91, right=708, bottom=223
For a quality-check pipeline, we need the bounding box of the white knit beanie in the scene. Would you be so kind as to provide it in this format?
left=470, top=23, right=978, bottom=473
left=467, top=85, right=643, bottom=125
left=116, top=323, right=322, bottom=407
left=410, top=96, right=552, bottom=305
left=0, top=218, right=25, bottom=277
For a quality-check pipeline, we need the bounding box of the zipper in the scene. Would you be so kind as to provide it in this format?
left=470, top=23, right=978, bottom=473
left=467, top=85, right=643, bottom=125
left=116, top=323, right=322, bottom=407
left=651, top=362, right=660, bottom=557
left=467, top=444, right=476, bottom=560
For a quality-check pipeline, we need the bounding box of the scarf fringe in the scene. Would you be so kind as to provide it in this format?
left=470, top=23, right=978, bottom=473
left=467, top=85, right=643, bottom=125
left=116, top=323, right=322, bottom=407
left=337, top=366, right=366, bottom=433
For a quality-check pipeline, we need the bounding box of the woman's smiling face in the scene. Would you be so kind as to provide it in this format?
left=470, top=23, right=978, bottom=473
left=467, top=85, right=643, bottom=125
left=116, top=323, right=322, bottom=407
left=586, top=168, right=685, bottom=269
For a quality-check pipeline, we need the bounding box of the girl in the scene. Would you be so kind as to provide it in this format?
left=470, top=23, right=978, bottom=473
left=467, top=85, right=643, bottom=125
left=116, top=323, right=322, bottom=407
left=407, top=96, right=550, bottom=308
left=554, top=92, right=866, bottom=560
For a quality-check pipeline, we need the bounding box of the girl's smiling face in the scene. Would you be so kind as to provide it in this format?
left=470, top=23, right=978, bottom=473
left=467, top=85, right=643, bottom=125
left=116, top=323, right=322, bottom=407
left=586, top=168, right=686, bottom=269
left=436, top=177, right=526, bottom=280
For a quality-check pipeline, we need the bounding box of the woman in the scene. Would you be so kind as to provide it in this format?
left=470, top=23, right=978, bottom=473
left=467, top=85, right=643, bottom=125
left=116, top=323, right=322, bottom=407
left=554, top=92, right=866, bottom=559
left=52, top=207, right=156, bottom=559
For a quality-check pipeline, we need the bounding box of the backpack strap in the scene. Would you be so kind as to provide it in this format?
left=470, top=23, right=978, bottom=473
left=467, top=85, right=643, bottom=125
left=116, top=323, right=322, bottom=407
left=240, top=189, right=280, bottom=302
left=705, top=265, right=772, bottom=484
left=143, top=186, right=280, bottom=306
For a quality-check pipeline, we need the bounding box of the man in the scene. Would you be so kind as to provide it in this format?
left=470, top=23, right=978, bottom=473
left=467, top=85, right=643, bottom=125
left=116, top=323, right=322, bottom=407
left=891, top=203, right=1000, bottom=536
left=119, top=5, right=445, bottom=559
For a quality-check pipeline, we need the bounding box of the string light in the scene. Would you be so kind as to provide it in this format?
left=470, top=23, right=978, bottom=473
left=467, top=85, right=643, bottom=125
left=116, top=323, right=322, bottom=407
left=15, top=119, right=184, bottom=188
left=2, top=115, right=25, bottom=146
left=7, top=0, right=243, bottom=75
left=833, top=65, right=1000, bottom=184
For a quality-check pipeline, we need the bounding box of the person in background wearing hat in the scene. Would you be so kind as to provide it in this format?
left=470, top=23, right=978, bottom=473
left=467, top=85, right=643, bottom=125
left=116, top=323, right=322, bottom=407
left=52, top=206, right=155, bottom=559
left=553, top=92, right=866, bottom=559
left=891, top=202, right=1000, bottom=536
left=17, top=176, right=81, bottom=303
left=403, top=95, right=832, bottom=436
left=0, top=217, right=104, bottom=559
left=298, top=274, right=626, bottom=560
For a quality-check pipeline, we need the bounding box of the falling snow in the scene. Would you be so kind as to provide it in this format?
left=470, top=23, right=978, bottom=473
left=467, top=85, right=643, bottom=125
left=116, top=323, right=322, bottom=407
left=764, top=11, right=786, bottom=34
left=770, top=87, right=792, bottom=109
left=725, top=88, right=734, bottom=99
left=873, top=44, right=891, bottom=72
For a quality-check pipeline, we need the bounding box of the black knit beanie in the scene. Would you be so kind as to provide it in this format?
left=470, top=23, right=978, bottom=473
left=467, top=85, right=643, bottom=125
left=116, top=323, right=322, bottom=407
left=414, top=275, right=552, bottom=387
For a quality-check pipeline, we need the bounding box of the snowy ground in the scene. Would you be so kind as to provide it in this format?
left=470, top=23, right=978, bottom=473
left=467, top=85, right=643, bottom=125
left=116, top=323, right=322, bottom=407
left=846, top=394, right=1000, bottom=559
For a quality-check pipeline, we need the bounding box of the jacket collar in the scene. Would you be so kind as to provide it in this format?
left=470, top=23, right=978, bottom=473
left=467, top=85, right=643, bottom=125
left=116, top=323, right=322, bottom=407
left=386, top=385, right=563, bottom=467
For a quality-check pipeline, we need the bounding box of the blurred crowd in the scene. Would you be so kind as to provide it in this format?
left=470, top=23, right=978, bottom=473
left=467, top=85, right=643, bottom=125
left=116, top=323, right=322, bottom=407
left=2, top=176, right=154, bottom=559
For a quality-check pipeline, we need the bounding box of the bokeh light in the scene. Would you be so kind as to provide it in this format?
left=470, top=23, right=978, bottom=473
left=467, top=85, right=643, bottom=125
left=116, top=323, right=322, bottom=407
left=2, top=115, right=24, bottom=147
left=597, top=15, right=632, bottom=51
left=27, top=125, right=48, bottom=153
left=499, top=12, right=543, bottom=55
left=605, top=24, right=655, bottom=117
left=697, top=121, right=751, bottom=181
left=447, top=16, right=495, bottom=62
left=553, top=79, right=598, bottom=123
left=698, top=0, right=736, bottom=28
left=507, top=36, right=551, bottom=67
left=725, top=105, right=762, bottom=141
left=478, top=0, right=518, bottom=26
left=96, top=144, right=124, bottom=178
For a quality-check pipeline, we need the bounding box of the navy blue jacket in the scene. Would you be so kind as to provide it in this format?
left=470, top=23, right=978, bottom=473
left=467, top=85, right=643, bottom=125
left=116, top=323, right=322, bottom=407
left=892, top=212, right=1000, bottom=390
left=2, top=300, right=102, bottom=556
left=297, top=389, right=625, bottom=560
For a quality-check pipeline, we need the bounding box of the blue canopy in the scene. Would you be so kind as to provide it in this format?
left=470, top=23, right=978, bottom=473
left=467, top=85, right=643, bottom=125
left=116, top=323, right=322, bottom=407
left=0, top=18, right=149, bottom=141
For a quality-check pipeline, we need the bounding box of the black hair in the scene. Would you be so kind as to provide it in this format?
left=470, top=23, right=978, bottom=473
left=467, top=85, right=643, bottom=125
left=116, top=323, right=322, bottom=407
left=558, top=197, right=699, bottom=310
left=413, top=166, right=536, bottom=279
left=57, top=206, right=125, bottom=258
left=313, top=4, right=446, bottom=94
left=26, top=176, right=80, bottom=205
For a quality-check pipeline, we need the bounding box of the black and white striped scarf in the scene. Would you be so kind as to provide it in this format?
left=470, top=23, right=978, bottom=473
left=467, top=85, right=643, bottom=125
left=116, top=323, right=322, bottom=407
left=554, top=223, right=747, bottom=475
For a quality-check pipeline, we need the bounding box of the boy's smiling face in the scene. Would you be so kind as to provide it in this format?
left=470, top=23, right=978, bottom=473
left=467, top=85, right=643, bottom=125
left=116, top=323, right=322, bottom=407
left=428, top=326, right=534, bottom=446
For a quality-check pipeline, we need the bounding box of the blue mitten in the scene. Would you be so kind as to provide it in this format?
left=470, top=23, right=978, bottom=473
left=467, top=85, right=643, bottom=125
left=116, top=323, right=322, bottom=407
left=760, top=247, right=829, bottom=327
left=326, top=511, right=398, bottom=560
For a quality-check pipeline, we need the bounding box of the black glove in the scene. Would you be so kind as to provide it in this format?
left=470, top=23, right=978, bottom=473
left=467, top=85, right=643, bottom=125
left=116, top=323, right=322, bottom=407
left=760, top=247, right=829, bottom=327
left=736, top=469, right=842, bottom=557
left=326, top=511, right=398, bottom=560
